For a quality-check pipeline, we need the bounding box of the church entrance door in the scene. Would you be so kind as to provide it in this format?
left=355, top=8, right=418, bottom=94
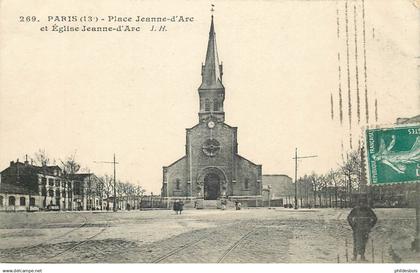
left=204, top=173, right=220, bottom=200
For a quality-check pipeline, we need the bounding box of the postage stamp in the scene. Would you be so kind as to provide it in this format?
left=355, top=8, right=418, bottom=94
left=365, top=124, right=420, bottom=185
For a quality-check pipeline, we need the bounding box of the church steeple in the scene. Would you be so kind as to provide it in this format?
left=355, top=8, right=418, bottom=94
left=198, top=15, right=225, bottom=123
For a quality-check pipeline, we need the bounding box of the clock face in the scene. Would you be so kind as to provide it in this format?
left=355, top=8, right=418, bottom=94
left=202, top=138, right=221, bottom=157
left=207, top=121, right=215, bottom=128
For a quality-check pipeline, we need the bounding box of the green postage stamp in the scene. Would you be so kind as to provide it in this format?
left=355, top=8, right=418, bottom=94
left=365, top=124, right=420, bottom=185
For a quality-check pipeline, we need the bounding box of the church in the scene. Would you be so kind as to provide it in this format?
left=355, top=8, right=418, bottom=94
left=161, top=16, right=262, bottom=201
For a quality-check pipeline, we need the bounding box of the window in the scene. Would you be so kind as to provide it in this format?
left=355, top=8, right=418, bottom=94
left=0, top=196, right=3, bottom=207
left=205, top=99, right=210, bottom=111
left=55, top=180, right=61, bottom=187
left=56, top=189, right=60, bottom=196
left=29, top=198, right=35, bottom=206
left=74, top=182, right=81, bottom=195
left=42, top=187, right=47, bottom=196
left=48, top=190, right=54, bottom=197
left=19, top=197, right=26, bottom=206
left=176, top=179, right=180, bottom=190
left=9, top=196, right=15, bottom=206
left=62, top=191, right=66, bottom=198
left=244, top=179, right=249, bottom=190
left=213, top=100, right=219, bottom=111
left=48, top=178, right=54, bottom=186
left=41, top=177, right=47, bottom=185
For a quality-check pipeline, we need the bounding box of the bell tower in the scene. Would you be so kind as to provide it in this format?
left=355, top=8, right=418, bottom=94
left=198, top=15, right=225, bottom=123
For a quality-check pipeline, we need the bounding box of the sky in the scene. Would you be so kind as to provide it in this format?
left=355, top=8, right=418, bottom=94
left=0, top=0, right=418, bottom=193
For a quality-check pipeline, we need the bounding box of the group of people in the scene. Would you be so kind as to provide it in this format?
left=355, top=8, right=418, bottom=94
left=173, top=199, right=184, bottom=214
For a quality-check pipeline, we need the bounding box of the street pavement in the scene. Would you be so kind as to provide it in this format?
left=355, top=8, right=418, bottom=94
left=0, top=208, right=418, bottom=263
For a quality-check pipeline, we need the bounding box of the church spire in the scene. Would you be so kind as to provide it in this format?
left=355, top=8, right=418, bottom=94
left=199, top=15, right=224, bottom=90
left=198, top=15, right=225, bottom=123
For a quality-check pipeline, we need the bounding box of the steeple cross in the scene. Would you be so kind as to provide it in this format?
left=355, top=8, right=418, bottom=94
left=211, top=4, right=215, bottom=14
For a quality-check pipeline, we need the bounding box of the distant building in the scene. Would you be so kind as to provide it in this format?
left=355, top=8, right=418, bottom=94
left=262, top=175, right=294, bottom=206
left=0, top=158, right=101, bottom=211
left=69, top=173, right=102, bottom=210
left=396, top=114, right=420, bottom=124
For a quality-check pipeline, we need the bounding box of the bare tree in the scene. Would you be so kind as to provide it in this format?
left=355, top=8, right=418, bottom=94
left=340, top=149, right=362, bottom=206
left=100, top=174, right=113, bottom=210
left=134, top=185, right=146, bottom=210
left=310, top=172, right=322, bottom=207
left=95, top=178, right=104, bottom=210
left=33, top=149, right=51, bottom=208
left=326, top=169, right=341, bottom=208
left=61, top=153, right=81, bottom=175
left=33, top=149, right=50, bottom=166
left=60, top=152, right=81, bottom=210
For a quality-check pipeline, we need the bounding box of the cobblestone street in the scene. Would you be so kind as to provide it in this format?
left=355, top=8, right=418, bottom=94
left=0, top=208, right=419, bottom=263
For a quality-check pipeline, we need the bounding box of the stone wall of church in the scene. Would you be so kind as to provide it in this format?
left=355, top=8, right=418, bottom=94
left=187, top=123, right=236, bottom=196
left=231, top=155, right=262, bottom=196
left=163, top=157, right=188, bottom=197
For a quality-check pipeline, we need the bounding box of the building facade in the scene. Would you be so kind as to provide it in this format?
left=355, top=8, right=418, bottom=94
left=161, top=16, right=262, bottom=200
left=262, top=175, right=294, bottom=206
left=0, top=159, right=102, bottom=211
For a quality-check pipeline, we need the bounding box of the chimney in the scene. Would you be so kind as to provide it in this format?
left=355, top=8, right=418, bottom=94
left=25, top=154, right=29, bottom=165
left=10, top=161, right=14, bottom=166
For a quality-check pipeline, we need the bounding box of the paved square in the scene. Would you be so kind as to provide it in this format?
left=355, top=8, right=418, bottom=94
left=0, top=208, right=418, bottom=263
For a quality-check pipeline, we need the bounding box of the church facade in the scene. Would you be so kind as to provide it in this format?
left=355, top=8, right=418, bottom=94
left=161, top=16, right=262, bottom=200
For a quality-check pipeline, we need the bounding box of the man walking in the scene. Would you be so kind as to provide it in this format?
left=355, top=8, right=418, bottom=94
left=347, top=196, right=377, bottom=261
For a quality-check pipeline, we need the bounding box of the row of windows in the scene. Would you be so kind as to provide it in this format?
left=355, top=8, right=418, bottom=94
left=0, top=196, right=35, bottom=206
left=204, top=99, right=221, bottom=112
left=41, top=177, right=63, bottom=187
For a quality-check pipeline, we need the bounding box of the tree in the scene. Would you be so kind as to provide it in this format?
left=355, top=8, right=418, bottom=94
left=310, top=172, right=322, bottom=207
left=326, top=169, right=341, bottom=208
left=33, top=149, right=51, bottom=208
left=340, top=149, right=362, bottom=206
left=95, top=177, right=104, bottom=210
left=60, top=152, right=81, bottom=210
left=61, top=153, right=81, bottom=175
left=100, top=174, right=113, bottom=210
left=134, top=185, right=146, bottom=210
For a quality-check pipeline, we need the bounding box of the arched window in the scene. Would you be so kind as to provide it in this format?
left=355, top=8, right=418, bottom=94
left=29, top=197, right=35, bottom=206
left=9, top=196, right=15, bottom=206
left=244, top=179, right=249, bottom=190
left=20, top=197, right=26, bottom=206
left=205, top=99, right=210, bottom=111
left=0, top=196, right=3, bottom=207
left=176, top=179, right=180, bottom=190
left=213, top=100, right=219, bottom=111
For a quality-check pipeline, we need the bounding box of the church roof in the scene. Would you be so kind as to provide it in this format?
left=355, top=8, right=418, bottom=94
left=199, top=16, right=224, bottom=90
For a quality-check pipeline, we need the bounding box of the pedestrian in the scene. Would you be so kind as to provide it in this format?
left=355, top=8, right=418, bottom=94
left=221, top=199, right=227, bottom=210
left=173, top=199, right=179, bottom=214
left=347, top=196, right=377, bottom=261
left=178, top=200, right=184, bottom=214
left=235, top=201, right=241, bottom=210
